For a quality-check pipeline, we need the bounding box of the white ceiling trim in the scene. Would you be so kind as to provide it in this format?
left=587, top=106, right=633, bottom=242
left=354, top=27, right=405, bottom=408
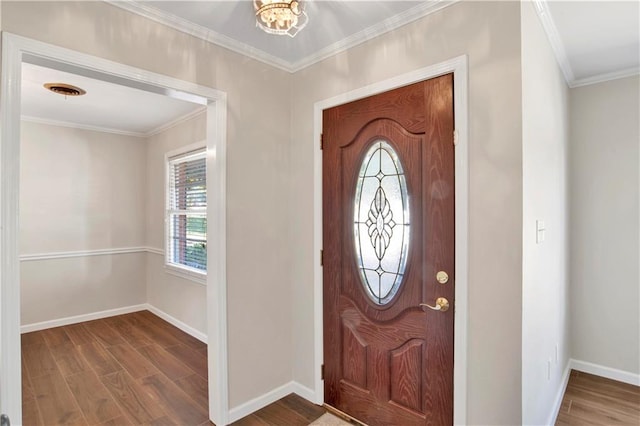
left=21, top=115, right=146, bottom=138
left=107, top=0, right=458, bottom=73
left=146, top=106, right=206, bottom=137
left=533, top=0, right=640, bottom=88
left=570, top=66, right=640, bottom=89
left=22, top=106, right=207, bottom=138
left=533, top=0, right=575, bottom=84
left=106, top=0, right=294, bottom=72
left=288, top=0, right=459, bottom=72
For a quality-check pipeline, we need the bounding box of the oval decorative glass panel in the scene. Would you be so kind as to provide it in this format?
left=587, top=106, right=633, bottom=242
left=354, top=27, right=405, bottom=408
left=354, top=140, right=410, bottom=305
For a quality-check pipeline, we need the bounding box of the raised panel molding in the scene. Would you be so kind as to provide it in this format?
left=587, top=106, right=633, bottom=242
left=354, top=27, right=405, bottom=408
left=389, top=339, right=424, bottom=413
left=342, top=322, right=368, bottom=388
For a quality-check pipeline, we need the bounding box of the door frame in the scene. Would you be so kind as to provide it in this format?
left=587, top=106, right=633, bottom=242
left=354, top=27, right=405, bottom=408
left=313, top=55, right=469, bottom=424
left=0, top=32, right=229, bottom=425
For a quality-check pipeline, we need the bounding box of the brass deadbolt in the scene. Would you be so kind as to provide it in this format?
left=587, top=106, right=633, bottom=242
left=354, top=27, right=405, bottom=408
left=436, top=271, right=449, bottom=284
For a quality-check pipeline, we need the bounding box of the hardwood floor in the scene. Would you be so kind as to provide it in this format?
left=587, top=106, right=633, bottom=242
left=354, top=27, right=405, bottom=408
left=231, top=394, right=327, bottom=426
left=23, top=311, right=332, bottom=426
left=22, top=311, right=209, bottom=425
left=556, top=370, right=640, bottom=425
left=26, top=321, right=639, bottom=426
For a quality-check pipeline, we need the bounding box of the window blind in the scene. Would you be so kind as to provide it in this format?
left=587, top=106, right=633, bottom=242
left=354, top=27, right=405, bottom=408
left=166, top=149, right=207, bottom=273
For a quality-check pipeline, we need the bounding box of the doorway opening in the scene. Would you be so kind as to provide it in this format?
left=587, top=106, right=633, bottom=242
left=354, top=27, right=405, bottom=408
left=0, top=33, right=228, bottom=425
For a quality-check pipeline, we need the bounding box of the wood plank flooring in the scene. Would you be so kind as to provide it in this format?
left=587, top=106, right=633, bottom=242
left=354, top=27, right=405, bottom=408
left=231, top=394, right=326, bottom=426
left=556, top=370, right=640, bottom=425
left=23, top=312, right=330, bottom=426
left=26, top=319, right=639, bottom=426
left=22, top=311, right=209, bottom=426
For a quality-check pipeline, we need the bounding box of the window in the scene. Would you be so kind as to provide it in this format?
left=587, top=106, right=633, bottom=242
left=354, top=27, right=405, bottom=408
left=354, top=140, right=409, bottom=305
left=166, top=147, right=207, bottom=277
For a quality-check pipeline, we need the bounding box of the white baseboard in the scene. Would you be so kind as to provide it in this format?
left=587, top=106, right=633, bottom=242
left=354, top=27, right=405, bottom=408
left=291, top=381, right=317, bottom=402
left=21, top=303, right=209, bottom=345
left=21, top=304, right=148, bottom=333
left=228, top=381, right=297, bottom=423
left=227, top=380, right=319, bottom=423
left=547, top=361, right=572, bottom=426
left=570, top=358, right=640, bottom=386
left=546, top=359, right=640, bottom=425
left=144, top=304, right=207, bottom=343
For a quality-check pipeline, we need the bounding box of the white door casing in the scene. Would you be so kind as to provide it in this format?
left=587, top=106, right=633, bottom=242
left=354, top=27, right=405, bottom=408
left=0, top=32, right=229, bottom=425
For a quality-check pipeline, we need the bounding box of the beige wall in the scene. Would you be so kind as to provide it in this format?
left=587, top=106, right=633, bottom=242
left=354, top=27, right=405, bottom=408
left=21, top=254, right=146, bottom=325
left=4, top=0, right=293, bottom=408
left=570, top=75, right=640, bottom=375
left=145, top=112, right=207, bottom=334
left=289, top=1, right=523, bottom=423
left=521, top=2, right=570, bottom=424
left=9, top=1, right=640, bottom=422
left=19, top=121, right=147, bottom=325
left=20, top=122, right=146, bottom=253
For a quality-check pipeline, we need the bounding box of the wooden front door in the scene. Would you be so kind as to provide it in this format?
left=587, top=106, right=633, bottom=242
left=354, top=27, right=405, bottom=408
left=322, top=74, right=455, bottom=425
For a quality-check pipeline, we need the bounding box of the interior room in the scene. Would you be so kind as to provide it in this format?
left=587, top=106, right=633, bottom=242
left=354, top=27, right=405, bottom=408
left=19, top=60, right=213, bottom=423
left=0, top=1, right=638, bottom=426
left=20, top=62, right=209, bottom=332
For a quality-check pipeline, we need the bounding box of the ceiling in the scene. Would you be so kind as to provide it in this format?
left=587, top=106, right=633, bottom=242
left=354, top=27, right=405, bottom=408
left=21, top=63, right=204, bottom=137
left=542, top=0, right=639, bottom=86
left=110, top=0, right=639, bottom=85
left=144, top=0, right=428, bottom=69
left=21, top=1, right=639, bottom=133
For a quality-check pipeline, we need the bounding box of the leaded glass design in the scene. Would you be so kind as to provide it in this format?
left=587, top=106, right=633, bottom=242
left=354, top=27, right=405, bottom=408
left=354, top=140, right=410, bottom=305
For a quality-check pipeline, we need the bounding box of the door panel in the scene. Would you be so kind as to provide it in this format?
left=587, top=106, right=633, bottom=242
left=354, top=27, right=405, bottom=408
left=323, top=75, right=454, bottom=425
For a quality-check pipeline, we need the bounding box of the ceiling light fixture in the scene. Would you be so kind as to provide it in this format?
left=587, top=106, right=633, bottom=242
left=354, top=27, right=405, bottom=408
left=254, top=0, right=308, bottom=37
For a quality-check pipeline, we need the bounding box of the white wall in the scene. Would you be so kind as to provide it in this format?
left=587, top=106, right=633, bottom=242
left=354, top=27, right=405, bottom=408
left=4, top=0, right=293, bottom=409
left=520, top=3, right=570, bottom=425
left=19, top=121, right=147, bottom=325
left=145, top=112, right=207, bottom=334
left=290, top=2, right=524, bottom=423
left=570, top=75, right=640, bottom=376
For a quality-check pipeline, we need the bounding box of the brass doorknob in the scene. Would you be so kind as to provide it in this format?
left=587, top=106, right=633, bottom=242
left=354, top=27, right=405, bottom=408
left=419, top=297, right=450, bottom=312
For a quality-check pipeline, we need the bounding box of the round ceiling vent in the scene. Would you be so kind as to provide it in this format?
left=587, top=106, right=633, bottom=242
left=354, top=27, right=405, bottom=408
left=43, top=83, right=86, bottom=97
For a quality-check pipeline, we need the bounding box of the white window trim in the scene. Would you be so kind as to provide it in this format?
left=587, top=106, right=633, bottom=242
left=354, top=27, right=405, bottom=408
left=165, top=266, right=207, bottom=286
left=164, top=141, right=207, bottom=282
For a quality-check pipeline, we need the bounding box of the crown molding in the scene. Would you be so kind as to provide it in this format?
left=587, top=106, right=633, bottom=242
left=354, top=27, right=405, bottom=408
left=289, top=0, right=459, bottom=72
left=105, top=0, right=293, bottom=72
left=22, top=106, right=206, bottom=139
left=533, top=0, right=575, bottom=84
left=106, top=0, right=458, bottom=74
left=533, top=0, right=639, bottom=88
left=570, top=67, right=640, bottom=88
left=145, top=106, right=206, bottom=137
left=21, top=115, right=145, bottom=137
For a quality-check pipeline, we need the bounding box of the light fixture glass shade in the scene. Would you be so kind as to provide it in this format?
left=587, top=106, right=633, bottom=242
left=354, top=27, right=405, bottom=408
left=254, top=0, right=309, bottom=37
